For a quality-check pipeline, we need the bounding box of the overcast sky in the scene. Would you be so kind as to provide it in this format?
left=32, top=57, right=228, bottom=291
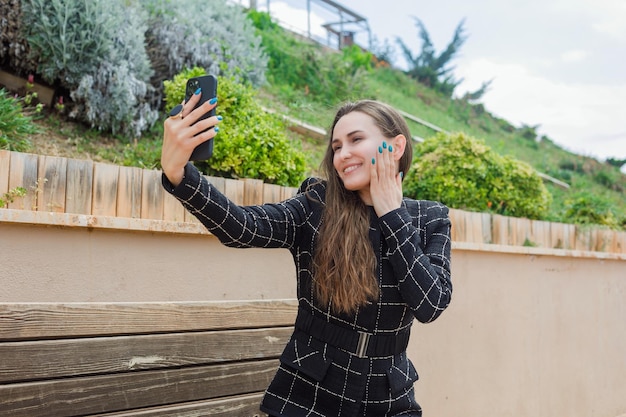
left=250, top=0, right=626, bottom=163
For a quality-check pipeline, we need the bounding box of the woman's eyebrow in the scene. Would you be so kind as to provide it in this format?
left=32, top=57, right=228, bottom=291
left=333, top=130, right=365, bottom=142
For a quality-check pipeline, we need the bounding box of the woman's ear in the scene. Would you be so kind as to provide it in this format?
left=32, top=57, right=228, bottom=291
left=391, top=134, right=407, bottom=161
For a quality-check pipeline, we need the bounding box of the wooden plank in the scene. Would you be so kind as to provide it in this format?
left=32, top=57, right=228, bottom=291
left=263, top=183, right=283, bottom=204
left=510, top=217, right=532, bottom=246
left=7, top=151, right=38, bottom=210
left=243, top=178, right=264, bottom=205
left=0, top=327, right=291, bottom=383
left=563, top=223, right=576, bottom=250
left=550, top=222, right=565, bottom=249
left=0, top=149, right=10, bottom=196
left=92, top=162, right=119, bottom=216
left=480, top=212, right=492, bottom=244
left=614, top=231, right=626, bottom=254
left=591, top=229, right=614, bottom=253
left=206, top=175, right=226, bottom=194
left=490, top=214, right=508, bottom=245
left=0, top=359, right=278, bottom=417
left=36, top=155, right=67, bottom=212
left=93, top=393, right=267, bottom=417
left=141, top=169, right=164, bottom=220
left=65, top=158, right=93, bottom=214
left=117, top=166, right=143, bottom=218
left=163, top=191, right=186, bottom=222
left=281, top=186, right=297, bottom=201
left=464, top=211, right=485, bottom=244
left=531, top=219, right=551, bottom=249
left=551, top=222, right=576, bottom=250
left=224, top=178, right=244, bottom=205
left=574, top=226, right=592, bottom=251
left=448, top=208, right=463, bottom=242
left=0, top=300, right=298, bottom=340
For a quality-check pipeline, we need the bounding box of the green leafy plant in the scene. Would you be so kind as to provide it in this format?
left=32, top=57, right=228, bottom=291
left=164, top=68, right=306, bottom=186
left=403, top=132, right=552, bottom=219
left=563, top=192, right=623, bottom=229
left=0, top=88, right=40, bottom=152
left=0, top=187, right=27, bottom=208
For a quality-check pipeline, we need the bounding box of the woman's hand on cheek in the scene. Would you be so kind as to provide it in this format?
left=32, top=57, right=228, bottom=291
left=370, top=141, right=403, bottom=217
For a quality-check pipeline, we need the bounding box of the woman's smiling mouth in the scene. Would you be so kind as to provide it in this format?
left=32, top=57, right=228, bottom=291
left=343, top=164, right=361, bottom=174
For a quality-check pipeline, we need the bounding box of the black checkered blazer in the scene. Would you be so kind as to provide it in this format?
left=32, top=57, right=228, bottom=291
left=163, top=164, right=453, bottom=417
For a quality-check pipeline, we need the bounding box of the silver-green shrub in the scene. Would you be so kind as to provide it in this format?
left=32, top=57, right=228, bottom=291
left=70, top=61, right=156, bottom=138
left=142, top=0, right=267, bottom=92
left=21, top=0, right=158, bottom=137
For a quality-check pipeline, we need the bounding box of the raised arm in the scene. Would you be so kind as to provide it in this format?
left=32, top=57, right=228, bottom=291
left=163, top=164, right=314, bottom=249
left=379, top=200, right=452, bottom=323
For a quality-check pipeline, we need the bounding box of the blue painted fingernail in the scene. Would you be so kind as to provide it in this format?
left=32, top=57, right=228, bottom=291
left=382, top=142, right=387, bottom=149
left=217, top=115, right=223, bottom=121
left=194, top=87, right=201, bottom=95
left=371, top=158, right=375, bottom=164
left=388, top=145, right=393, bottom=152
left=209, top=97, right=217, bottom=105
left=214, top=127, right=219, bottom=133
left=378, top=146, right=383, bottom=154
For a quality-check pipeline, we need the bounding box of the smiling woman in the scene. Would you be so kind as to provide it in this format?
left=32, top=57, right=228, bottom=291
left=160, top=97, right=453, bottom=416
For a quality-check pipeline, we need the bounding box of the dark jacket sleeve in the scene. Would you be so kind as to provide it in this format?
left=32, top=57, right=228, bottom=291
left=162, top=163, right=315, bottom=250
left=378, top=200, right=452, bottom=323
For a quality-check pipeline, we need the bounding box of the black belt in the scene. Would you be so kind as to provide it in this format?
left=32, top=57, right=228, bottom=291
left=294, top=307, right=410, bottom=358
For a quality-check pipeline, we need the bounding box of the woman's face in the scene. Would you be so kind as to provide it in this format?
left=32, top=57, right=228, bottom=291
left=331, top=111, right=387, bottom=203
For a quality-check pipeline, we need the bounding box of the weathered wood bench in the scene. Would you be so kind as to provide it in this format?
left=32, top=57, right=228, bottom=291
left=0, top=299, right=298, bottom=416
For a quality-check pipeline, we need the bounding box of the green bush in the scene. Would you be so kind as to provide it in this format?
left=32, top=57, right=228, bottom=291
left=404, top=132, right=552, bottom=219
left=164, top=68, right=306, bottom=186
left=563, top=192, right=624, bottom=229
left=0, top=89, right=39, bottom=152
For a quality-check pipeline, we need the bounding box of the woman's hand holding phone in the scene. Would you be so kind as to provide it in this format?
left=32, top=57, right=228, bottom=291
left=161, top=86, right=221, bottom=186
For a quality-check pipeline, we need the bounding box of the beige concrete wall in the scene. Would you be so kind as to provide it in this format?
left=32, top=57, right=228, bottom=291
left=1, top=211, right=625, bottom=417
left=0, top=220, right=296, bottom=302
left=410, top=246, right=626, bottom=417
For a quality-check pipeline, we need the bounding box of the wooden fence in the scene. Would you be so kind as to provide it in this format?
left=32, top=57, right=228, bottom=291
left=1, top=150, right=625, bottom=254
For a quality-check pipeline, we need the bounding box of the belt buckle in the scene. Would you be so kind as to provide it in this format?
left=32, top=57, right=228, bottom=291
left=356, top=331, right=371, bottom=358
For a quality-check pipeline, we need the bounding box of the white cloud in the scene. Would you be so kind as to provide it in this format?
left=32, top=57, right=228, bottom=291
left=456, top=58, right=626, bottom=160
left=589, top=0, right=626, bottom=40
left=560, top=49, right=588, bottom=63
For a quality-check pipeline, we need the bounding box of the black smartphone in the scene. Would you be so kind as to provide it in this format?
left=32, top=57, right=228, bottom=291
left=184, top=75, right=218, bottom=160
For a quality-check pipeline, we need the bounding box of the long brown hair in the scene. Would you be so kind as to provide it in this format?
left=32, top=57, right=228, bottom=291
left=313, top=100, right=413, bottom=314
